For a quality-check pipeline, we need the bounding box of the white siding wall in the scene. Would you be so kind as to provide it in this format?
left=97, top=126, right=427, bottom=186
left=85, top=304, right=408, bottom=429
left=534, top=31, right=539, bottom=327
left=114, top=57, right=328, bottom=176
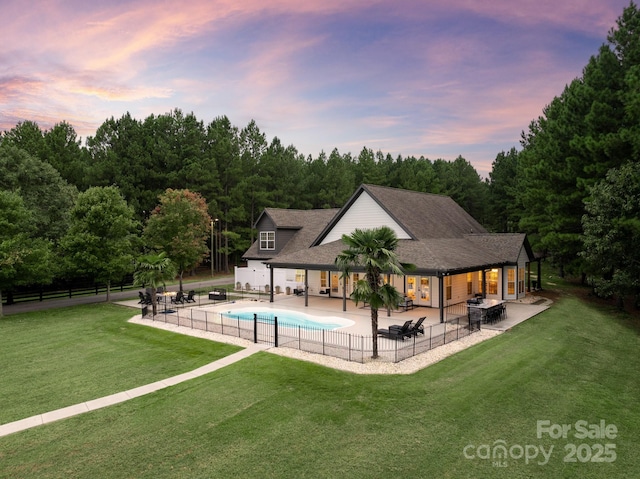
left=447, top=274, right=470, bottom=305
left=321, top=192, right=411, bottom=244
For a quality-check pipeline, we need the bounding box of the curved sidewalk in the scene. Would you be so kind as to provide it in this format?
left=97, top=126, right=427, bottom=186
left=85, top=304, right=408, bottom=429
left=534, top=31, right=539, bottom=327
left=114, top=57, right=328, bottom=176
left=0, top=343, right=268, bottom=438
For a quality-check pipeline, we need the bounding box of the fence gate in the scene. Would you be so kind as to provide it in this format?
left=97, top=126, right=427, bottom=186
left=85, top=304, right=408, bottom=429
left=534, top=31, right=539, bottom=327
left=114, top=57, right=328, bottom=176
left=253, top=314, right=278, bottom=346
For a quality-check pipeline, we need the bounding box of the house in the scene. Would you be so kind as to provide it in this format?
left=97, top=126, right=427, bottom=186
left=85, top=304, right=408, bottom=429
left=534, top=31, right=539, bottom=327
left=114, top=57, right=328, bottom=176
left=234, top=184, right=537, bottom=322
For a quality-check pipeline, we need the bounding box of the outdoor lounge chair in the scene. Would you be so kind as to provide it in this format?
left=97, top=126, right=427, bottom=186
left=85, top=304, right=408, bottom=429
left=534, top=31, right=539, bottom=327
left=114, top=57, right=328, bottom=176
left=377, top=320, right=413, bottom=340
left=409, top=317, right=426, bottom=336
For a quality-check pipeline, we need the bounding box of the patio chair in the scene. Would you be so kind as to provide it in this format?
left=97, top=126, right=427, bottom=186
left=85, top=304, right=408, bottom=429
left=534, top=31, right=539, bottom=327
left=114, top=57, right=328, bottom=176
left=143, top=292, right=153, bottom=305
left=171, top=291, right=185, bottom=304
left=409, top=317, right=426, bottom=336
left=377, top=320, right=413, bottom=340
left=138, top=291, right=146, bottom=304
left=185, top=290, right=196, bottom=303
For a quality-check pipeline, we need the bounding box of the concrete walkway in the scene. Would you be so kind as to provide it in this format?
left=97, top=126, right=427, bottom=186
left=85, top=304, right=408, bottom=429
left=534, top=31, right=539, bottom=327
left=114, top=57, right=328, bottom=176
left=0, top=343, right=268, bottom=438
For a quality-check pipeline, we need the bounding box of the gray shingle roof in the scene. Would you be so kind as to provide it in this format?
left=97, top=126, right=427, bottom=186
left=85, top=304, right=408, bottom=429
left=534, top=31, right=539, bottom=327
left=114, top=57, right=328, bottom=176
left=268, top=238, right=507, bottom=274
left=244, top=185, right=533, bottom=274
left=314, top=184, right=487, bottom=244
left=362, top=184, right=488, bottom=239
left=243, top=208, right=339, bottom=260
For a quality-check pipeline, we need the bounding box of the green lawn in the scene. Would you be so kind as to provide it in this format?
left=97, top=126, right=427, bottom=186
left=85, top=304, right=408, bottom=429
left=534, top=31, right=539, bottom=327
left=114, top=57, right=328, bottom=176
left=0, top=303, right=241, bottom=424
left=0, top=288, right=639, bottom=478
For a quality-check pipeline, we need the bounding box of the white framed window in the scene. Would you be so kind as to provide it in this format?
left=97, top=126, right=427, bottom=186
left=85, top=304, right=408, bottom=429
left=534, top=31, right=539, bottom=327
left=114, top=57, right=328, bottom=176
left=507, top=269, right=515, bottom=295
left=467, top=273, right=473, bottom=295
left=260, top=231, right=275, bottom=250
left=295, top=270, right=305, bottom=283
left=487, top=269, right=498, bottom=295
left=320, top=271, right=328, bottom=288
left=518, top=267, right=525, bottom=294
left=445, top=276, right=452, bottom=301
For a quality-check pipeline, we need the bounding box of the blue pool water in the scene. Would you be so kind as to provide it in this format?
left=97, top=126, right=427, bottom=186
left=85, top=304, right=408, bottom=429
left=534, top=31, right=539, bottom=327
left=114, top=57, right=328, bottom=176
left=221, top=308, right=353, bottom=331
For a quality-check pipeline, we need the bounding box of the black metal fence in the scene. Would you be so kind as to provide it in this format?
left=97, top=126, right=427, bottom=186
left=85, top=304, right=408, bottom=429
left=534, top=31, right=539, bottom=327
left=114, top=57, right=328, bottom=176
left=3, top=279, right=136, bottom=305
left=143, top=307, right=481, bottom=363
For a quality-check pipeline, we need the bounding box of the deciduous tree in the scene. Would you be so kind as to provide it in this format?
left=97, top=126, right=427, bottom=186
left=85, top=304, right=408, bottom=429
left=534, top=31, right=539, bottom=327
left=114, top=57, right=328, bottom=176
left=144, top=189, right=212, bottom=291
left=0, top=190, right=54, bottom=316
left=60, top=186, right=140, bottom=301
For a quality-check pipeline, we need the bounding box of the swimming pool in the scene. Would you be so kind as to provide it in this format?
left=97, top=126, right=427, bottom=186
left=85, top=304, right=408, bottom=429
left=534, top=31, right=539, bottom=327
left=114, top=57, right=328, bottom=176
left=221, top=308, right=354, bottom=331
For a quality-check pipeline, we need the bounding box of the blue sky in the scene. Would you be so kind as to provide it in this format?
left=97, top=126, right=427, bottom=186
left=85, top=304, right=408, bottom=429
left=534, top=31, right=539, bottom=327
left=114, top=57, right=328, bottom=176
left=0, top=0, right=632, bottom=176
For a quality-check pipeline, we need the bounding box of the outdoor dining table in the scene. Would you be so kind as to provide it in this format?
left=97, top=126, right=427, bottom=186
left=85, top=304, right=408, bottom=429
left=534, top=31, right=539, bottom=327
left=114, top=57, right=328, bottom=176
left=467, top=299, right=505, bottom=323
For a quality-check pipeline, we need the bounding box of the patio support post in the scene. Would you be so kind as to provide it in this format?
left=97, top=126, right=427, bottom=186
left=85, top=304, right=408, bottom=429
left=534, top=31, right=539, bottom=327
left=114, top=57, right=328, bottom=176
left=269, top=265, right=274, bottom=303
left=438, top=274, right=444, bottom=323
left=387, top=273, right=391, bottom=317
left=537, top=259, right=542, bottom=290
left=342, top=277, right=347, bottom=312
left=304, top=269, right=309, bottom=307
left=482, top=270, right=487, bottom=298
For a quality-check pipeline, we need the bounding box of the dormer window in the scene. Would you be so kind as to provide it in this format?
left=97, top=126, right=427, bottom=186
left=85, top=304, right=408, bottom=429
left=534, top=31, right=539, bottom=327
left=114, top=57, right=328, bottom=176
left=260, top=231, right=275, bottom=250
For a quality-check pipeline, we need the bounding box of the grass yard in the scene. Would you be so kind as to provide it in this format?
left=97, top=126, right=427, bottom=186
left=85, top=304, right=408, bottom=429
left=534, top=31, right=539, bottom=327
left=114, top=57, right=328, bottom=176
left=0, top=303, right=241, bottom=424
left=1, top=282, right=639, bottom=478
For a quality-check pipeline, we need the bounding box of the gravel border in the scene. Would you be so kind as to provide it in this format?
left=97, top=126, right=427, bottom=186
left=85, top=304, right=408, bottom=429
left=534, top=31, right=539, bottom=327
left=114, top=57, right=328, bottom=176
left=129, top=315, right=503, bottom=375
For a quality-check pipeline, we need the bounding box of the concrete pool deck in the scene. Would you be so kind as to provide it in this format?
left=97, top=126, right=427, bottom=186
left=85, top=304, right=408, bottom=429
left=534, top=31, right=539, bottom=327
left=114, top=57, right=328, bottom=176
left=118, top=291, right=551, bottom=336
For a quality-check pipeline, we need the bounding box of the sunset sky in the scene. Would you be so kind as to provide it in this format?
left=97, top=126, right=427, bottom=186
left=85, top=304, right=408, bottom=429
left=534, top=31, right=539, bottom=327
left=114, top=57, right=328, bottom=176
left=1, top=0, right=631, bottom=176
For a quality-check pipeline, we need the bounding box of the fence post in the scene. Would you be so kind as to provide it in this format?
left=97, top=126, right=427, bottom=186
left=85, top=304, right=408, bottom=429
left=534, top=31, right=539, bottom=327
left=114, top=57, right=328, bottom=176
left=298, top=325, right=301, bottom=350
left=349, top=334, right=351, bottom=362
left=413, top=333, right=416, bottom=357
left=253, top=313, right=258, bottom=343
left=444, top=320, right=447, bottom=343
left=274, top=316, right=278, bottom=347
left=456, top=318, right=460, bottom=340
left=429, top=325, right=432, bottom=350
left=394, top=336, right=398, bottom=363
left=322, top=330, right=325, bottom=355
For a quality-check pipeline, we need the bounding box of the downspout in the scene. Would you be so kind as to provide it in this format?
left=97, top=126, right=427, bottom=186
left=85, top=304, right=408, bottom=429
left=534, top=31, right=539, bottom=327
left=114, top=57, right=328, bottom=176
left=304, top=268, right=309, bottom=307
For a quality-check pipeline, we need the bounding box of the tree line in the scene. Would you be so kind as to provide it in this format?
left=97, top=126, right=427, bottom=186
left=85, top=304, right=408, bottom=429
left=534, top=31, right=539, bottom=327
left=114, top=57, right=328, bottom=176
left=1, top=2, right=639, bottom=311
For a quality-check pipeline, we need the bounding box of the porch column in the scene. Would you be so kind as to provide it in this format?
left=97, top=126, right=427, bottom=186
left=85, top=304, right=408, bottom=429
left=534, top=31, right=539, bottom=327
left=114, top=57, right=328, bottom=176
left=387, top=273, right=391, bottom=317
left=438, top=275, right=444, bottom=323
left=269, top=266, right=274, bottom=303
left=304, top=269, right=309, bottom=307
left=482, top=270, right=487, bottom=299
left=537, top=259, right=542, bottom=290
left=527, top=261, right=531, bottom=292
left=342, top=276, right=347, bottom=312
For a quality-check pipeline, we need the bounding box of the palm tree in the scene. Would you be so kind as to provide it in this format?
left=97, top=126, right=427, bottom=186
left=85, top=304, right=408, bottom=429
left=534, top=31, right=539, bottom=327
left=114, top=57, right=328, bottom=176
left=133, top=252, right=177, bottom=316
left=335, top=226, right=413, bottom=359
